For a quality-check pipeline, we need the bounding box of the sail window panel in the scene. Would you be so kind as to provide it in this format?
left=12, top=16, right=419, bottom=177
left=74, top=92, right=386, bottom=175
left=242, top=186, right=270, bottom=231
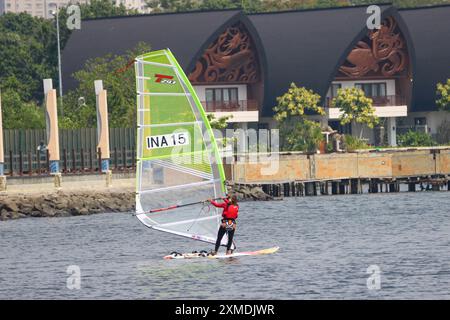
left=153, top=215, right=220, bottom=245
left=137, top=157, right=215, bottom=191
left=140, top=200, right=219, bottom=232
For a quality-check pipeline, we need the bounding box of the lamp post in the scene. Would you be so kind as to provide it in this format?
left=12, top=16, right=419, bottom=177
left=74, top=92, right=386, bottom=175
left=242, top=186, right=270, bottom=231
left=51, top=5, right=64, bottom=117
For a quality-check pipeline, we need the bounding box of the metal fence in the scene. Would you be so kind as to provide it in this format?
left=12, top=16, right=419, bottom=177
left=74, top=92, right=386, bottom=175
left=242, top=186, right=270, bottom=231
left=2, top=128, right=136, bottom=176
left=2, top=127, right=136, bottom=155
left=4, top=147, right=136, bottom=176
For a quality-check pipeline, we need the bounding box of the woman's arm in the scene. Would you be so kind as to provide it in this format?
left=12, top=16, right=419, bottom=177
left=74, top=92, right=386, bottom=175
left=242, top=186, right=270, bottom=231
left=210, top=200, right=226, bottom=208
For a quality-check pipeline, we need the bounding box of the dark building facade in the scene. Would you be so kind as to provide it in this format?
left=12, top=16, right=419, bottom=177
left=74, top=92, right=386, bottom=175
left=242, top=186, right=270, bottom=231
left=62, top=4, right=450, bottom=145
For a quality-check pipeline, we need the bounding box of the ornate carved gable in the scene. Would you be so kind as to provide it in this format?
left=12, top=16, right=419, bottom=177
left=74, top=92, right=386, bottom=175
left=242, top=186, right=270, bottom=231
left=338, top=17, right=408, bottom=78
left=188, top=22, right=260, bottom=83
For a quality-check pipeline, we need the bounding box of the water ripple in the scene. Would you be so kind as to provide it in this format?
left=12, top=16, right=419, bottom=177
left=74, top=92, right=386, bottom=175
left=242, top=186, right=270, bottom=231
left=0, top=192, right=449, bottom=299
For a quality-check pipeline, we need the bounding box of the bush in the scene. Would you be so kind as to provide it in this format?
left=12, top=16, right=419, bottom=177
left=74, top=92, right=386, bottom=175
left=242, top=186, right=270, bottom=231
left=280, top=119, right=323, bottom=153
left=344, top=135, right=370, bottom=151
left=397, top=130, right=437, bottom=147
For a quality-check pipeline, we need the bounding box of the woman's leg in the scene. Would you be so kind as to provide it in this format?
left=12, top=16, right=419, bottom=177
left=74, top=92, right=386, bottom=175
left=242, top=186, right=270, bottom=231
left=226, top=229, right=235, bottom=252
left=214, top=227, right=226, bottom=252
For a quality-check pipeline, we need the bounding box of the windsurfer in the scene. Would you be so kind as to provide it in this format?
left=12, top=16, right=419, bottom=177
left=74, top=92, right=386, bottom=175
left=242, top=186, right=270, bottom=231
left=209, top=194, right=239, bottom=255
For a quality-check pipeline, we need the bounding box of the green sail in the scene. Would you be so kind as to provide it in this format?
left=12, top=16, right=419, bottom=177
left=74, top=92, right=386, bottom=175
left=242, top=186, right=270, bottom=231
left=135, top=49, right=227, bottom=245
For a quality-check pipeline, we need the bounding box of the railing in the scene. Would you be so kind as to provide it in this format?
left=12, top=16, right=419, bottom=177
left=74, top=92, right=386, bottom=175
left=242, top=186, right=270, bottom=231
left=2, top=127, right=136, bottom=156
left=201, top=100, right=259, bottom=112
left=326, top=95, right=406, bottom=108
left=3, top=148, right=136, bottom=177
left=397, top=125, right=429, bottom=136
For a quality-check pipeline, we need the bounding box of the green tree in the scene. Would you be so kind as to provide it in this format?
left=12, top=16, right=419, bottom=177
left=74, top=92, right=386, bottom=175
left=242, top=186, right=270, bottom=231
left=332, top=87, right=379, bottom=139
left=207, top=113, right=232, bottom=130
left=0, top=13, right=57, bottom=102
left=79, top=0, right=138, bottom=19
left=349, top=0, right=449, bottom=9
left=0, top=89, right=45, bottom=129
left=145, top=0, right=449, bottom=12
left=436, top=79, right=450, bottom=112
left=145, top=0, right=198, bottom=12
left=273, top=83, right=325, bottom=152
left=62, top=42, right=151, bottom=128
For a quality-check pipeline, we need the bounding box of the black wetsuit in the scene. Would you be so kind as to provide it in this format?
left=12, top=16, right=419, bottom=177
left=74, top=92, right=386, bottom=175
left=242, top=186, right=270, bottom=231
left=215, top=222, right=235, bottom=252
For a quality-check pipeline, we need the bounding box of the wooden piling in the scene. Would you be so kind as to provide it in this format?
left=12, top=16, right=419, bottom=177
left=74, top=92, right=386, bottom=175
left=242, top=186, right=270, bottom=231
left=305, top=182, right=313, bottom=196
left=331, top=181, right=339, bottom=194
left=350, top=179, right=358, bottom=194
left=338, top=182, right=345, bottom=194
left=369, top=179, right=378, bottom=193
left=389, top=183, right=396, bottom=193
left=323, top=181, right=329, bottom=195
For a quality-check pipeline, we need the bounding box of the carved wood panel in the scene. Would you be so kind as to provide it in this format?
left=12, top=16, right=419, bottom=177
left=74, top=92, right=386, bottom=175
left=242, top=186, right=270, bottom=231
left=338, top=17, right=408, bottom=78
left=188, top=22, right=259, bottom=83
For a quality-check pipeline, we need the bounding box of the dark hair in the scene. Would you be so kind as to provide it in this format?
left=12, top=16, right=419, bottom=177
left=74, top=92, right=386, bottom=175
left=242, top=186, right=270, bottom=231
left=230, top=195, right=238, bottom=205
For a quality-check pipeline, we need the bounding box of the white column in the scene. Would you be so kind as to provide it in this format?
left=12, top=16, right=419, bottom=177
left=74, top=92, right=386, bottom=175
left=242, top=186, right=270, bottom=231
left=240, top=122, right=248, bottom=154
left=387, top=117, right=397, bottom=147
left=236, top=122, right=248, bottom=163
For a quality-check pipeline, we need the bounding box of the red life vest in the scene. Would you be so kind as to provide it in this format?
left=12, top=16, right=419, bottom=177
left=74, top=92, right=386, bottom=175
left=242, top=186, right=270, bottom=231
left=223, top=204, right=239, bottom=220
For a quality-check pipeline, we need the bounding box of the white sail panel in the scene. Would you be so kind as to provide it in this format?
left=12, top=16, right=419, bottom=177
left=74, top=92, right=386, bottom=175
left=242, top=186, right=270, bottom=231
left=135, top=49, right=227, bottom=246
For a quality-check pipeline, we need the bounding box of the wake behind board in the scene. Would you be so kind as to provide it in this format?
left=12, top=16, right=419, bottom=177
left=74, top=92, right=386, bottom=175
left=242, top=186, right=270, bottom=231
left=163, top=247, right=279, bottom=260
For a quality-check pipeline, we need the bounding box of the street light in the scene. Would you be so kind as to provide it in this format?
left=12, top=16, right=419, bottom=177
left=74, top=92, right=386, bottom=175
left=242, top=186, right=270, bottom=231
left=50, top=5, right=64, bottom=117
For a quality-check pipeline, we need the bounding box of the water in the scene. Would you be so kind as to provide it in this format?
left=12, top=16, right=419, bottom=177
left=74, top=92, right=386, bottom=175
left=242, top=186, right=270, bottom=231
left=0, top=192, right=449, bottom=299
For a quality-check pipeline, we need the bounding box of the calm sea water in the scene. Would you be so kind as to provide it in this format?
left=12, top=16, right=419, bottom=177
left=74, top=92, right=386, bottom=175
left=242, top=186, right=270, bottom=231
left=0, top=192, right=449, bottom=299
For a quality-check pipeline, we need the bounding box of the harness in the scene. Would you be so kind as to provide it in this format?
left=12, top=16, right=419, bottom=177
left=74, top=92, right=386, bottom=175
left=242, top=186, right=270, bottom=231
left=222, top=218, right=236, bottom=231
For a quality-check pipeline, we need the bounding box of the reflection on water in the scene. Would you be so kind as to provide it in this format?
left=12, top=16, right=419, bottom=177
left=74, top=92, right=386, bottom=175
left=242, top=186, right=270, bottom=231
left=0, top=192, right=449, bottom=299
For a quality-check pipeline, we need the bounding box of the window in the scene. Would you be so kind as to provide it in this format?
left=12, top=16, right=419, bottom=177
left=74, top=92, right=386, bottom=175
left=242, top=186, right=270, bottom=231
left=331, top=83, right=341, bottom=97
left=414, top=117, right=427, bottom=126
left=205, top=88, right=239, bottom=111
left=205, top=88, right=239, bottom=103
left=258, top=123, right=269, bottom=130
left=355, top=83, right=387, bottom=97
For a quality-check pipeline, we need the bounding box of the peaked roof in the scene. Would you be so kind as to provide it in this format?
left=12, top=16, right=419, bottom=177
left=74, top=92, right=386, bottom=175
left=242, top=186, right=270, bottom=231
left=62, top=5, right=450, bottom=114
left=248, top=4, right=397, bottom=116
left=62, top=9, right=241, bottom=91
left=399, top=5, right=450, bottom=112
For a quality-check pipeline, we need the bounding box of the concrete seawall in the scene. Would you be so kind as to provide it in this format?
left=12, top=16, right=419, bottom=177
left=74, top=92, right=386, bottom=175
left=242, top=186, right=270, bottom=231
left=229, top=147, right=450, bottom=183
left=1, top=148, right=449, bottom=221
left=0, top=173, right=135, bottom=221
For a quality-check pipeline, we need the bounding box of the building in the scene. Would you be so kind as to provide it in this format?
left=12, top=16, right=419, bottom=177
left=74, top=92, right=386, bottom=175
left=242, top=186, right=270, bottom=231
left=0, top=0, right=90, bottom=18
left=61, top=4, right=450, bottom=146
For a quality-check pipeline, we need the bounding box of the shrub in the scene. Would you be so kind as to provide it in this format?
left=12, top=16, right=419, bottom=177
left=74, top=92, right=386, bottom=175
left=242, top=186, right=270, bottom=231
left=344, top=135, right=370, bottom=151
left=397, top=130, right=437, bottom=147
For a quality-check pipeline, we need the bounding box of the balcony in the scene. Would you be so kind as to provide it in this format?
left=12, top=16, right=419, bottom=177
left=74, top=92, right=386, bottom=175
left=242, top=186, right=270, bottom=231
left=325, top=95, right=406, bottom=108
left=201, top=100, right=259, bottom=112
left=201, top=100, right=259, bottom=123
left=327, top=95, right=408, bottom=119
